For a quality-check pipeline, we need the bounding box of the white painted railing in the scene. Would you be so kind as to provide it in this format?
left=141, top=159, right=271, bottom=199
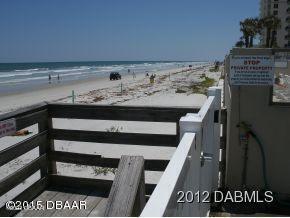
left=141, top=87, right=221, bottom=217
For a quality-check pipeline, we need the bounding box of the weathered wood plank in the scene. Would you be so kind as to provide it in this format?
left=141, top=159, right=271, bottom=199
left=49, top=151, right=169, bottom=171
left=0, top=131, right=48, bottom=167
left=71, top=192, right=104, bottom=217
left=104, top=155, right=146, bottom=217
left=19, top=190, right=59, bottom=217
left=88, top=198, right=108, bottom=217
left=0, top=155, right=47, bottom=196
left=48, top=103, right=199, bottom=122
left=20, top=188, right=91, bottom=217
left=50, top=190, right=90, bottom=217
left=49, top=151, right=102, bottom=165
left=49, top=175, right=112, bottom=195
left=0, top=177, right=48, bottom=217
left=133, top=163, right=146, bottom=216
left=36, top=190, right=73, bottom=217
left=38, top=113, right=49, bottom=178
left=0, top=102, right=47, bottom=122
left=51, top=129, right=177, bottom=147
left=47, top=117, right=57, bottom=175
left=49, top=102, right=200, bottom=110
left=16, top=110, right=48, bottom=131
left=144, top=159, right=169, bottom=172
left=49, top=175, right=156, bottom=196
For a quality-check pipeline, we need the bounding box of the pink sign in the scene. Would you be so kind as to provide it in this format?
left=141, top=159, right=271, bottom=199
left=0, top=118, right=16, bottom=138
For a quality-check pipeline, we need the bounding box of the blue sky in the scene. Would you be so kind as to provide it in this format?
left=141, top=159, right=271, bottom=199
left=0, top=0, right=259, bottom=63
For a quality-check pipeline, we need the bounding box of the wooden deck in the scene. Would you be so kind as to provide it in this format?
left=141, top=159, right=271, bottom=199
left=0, top=103, right=201, bottom=217
left=15, top=187, right=108, bottom=217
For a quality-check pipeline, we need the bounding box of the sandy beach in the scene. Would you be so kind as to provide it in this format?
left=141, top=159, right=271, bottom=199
left=0, top=64, right=221, bottom=208
left=0, top=65, right=206, bottom=113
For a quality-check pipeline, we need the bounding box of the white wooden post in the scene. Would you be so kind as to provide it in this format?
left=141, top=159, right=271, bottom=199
left=208, top=87, right=222, bottom=191
left=180, top=114, right=201, bottom=140
left=179, top=114, right=202, bottom=216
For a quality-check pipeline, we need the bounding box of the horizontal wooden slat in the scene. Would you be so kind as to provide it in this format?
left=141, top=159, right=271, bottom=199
left=145, top=159, right=169, bottom=171
left=51, top=129, right=177, bottom=147
left=49, top=174, right=112, bottom=195
left=48, top=103, right=199, bottom=122
left=16, top=109, right=48, bottom=131
left=0, top=177, right=48, bottom=217
left=0, top=131, right=48, bottom=167
left=0, top=155, right=47, bottom=196
left=0, top=102, right=47, bottom=121
left=49, top=175, right=156, bottom=196
left=48, top=103, right=200, bottom=112
left=49, top=151, right=169, bottom=171
left=145, top=183, right=156, bottom=196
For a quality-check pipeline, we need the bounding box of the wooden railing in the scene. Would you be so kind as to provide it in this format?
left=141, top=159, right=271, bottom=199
left=0, top=102, right=199, bottom=216
left=104, top=155, right=146, bottom=217
left=0, top=103, right=49, bottom=217
left=47, top=103, right=198, bottom=146
left=141, top=87, right=222, bottom=217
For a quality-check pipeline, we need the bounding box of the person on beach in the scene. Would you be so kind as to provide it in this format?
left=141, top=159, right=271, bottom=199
left=150, top=74, right=155, bottom=84
left=48, top=74, right=51, bottom=84
left=57, top=74, right=60, bottom=82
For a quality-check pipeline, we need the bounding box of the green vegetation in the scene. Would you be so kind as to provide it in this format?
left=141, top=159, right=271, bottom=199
left=202, top=76, right=215, bottom=86
left=90, top=126, right=122, bottom=176
left=236, top=16, right=281, bottom=48
left=175, top=76, right=216, bottom=95
left=238, top=17, right=261, bottom=48
left=106, top=126, right=123, bottom=132
left=190, top=76, right=215, bottom=95
left=200, top=73, right=206, bottom=78
left=209, top=68, right=219, bottom=72
left=92, top=166, right=117, bottom=176
left=175, top=89, right=187, bottom=94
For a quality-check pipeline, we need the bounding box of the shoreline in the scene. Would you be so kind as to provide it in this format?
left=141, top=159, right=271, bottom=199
left=0, top=73, right=118, bottom=98
left=0, top=66, right=191, bottom=113
left=0, top=61, right=206, bottom=96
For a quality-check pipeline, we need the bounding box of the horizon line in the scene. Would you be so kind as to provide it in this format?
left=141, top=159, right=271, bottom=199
left=0, top=60, right=210, bottom=64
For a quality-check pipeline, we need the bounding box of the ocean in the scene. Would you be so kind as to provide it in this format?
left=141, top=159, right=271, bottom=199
left=0, top=61, right=207, bottom=95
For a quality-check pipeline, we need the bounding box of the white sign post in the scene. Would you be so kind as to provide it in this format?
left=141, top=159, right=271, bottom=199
left=230, top=55, right=274, bottom=86
left=0, top=118, right=16, bottom=138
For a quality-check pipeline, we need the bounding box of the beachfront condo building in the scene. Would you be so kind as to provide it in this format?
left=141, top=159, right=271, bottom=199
left=260, top=0, right=290, bottom=48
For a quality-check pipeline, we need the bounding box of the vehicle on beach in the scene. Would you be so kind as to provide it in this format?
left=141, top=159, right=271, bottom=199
left=110, top=72, right=122, bottom=80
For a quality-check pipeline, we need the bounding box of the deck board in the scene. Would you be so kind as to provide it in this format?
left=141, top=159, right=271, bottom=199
left=16, top=190, right=59, bottom=217
left=88, top=198, right=108, bottom=217
left=70, top=192, right=104, bottom=217
left=36, top=190, right=72, bottom=217
left=15, top=187, right=107, bottom=217
left=50, top=191, right=89, bottom=217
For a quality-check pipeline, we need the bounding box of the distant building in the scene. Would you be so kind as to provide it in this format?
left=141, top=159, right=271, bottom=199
left=260, top=0, right=290, bottom=48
